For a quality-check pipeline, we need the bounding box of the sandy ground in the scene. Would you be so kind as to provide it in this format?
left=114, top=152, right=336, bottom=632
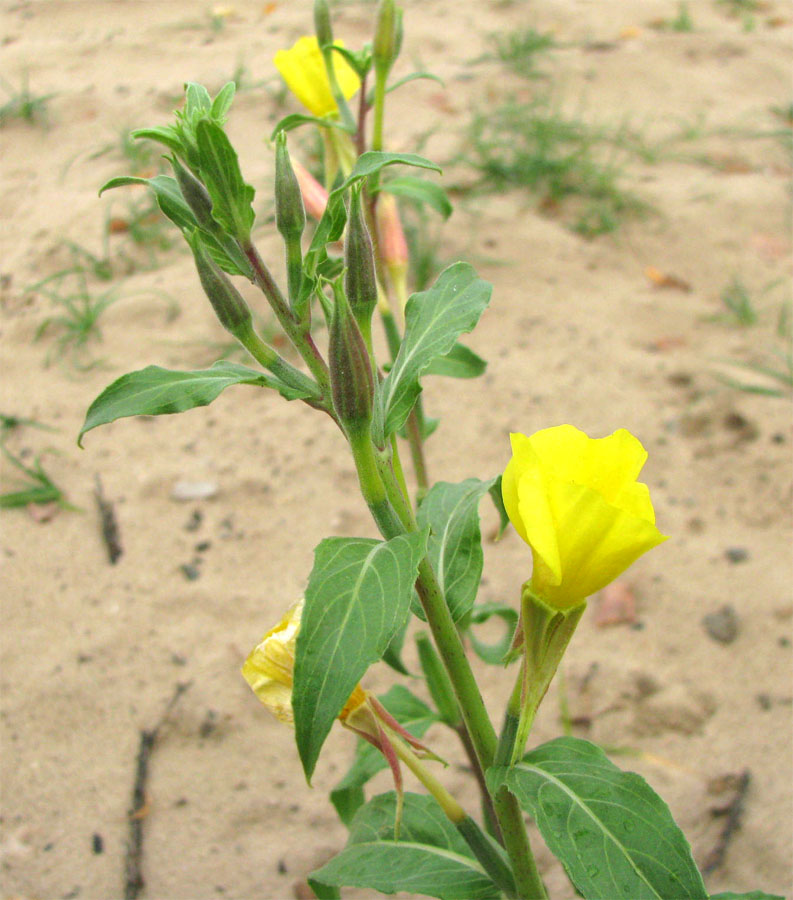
left=1, top=1, right=792, bottom=898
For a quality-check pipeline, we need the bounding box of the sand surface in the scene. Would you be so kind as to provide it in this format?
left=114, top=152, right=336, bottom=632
left=1, top=1, right=792, bottom=898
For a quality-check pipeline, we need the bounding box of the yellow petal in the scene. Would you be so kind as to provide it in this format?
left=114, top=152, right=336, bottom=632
left=503, top=426, right=666, bottom=609
left=534, top=479, right=667, bottom=608
left=274, top=35, right=360, bottom=117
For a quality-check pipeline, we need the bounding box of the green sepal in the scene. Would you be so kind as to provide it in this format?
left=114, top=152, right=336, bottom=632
left=330, top=686, right=439, bottom=824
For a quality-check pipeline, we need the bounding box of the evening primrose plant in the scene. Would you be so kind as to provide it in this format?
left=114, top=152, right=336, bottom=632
left=79, top=3, right=778, bottom=899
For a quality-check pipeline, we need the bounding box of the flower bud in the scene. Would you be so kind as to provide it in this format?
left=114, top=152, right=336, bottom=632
left=313, top=0, right=333, bottom=48
left=274, top=132, right=306, bottom=243
left=373, top=0, right=400, bottom=73
left=328, top=283, right=374, bottom=434
left=291, top=158, right=329, bottom=221
left=189, top=233, right=253, bottom=338
left=344, top=187, right=378, bottom=330
left=171, top=156, right=215, bottom=230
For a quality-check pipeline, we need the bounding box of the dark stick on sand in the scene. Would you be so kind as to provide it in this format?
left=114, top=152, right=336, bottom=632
left=124, top=682, right=192, bottom=900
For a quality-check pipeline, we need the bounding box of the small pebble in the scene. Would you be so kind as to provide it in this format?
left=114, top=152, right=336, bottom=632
left=725, top=547, right=749, bottom=564
left=756, top=693, right=772, bottom=710
left=180, top=562, right=201, bottom=581
left=92, top=833, right=103, bottom=855
left=195, top=541, right=211, bottom=553
left=171, top=481, right=218, bottom=502
left=184, top=509, right=203, bottom=532
left=703, top=604, right=739, bottom=644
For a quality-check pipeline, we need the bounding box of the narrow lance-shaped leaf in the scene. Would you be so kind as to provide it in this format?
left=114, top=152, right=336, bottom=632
left=79, top=362, right=313, bottom=446
left=379, top=262, right=492, bottom=441
left=195, top=119, right=255, bottom=241
left=293, top=530, right=427, bottom=780
left=310, top=792, right=500, bottom=900
left=487, top=737, right=708, bottom=900
left=380, top=175, right=453, bottom=220
left=330, top=686, right=439, bottom=824
left=417, top=478, right=496, bottom=622
left=709, top=893, right=785, bottom=900
left=331, top=151, right=442, bottom=198
left=423, top=341, right=487, bottom=379
left=100, top=175, right=197, bottom=233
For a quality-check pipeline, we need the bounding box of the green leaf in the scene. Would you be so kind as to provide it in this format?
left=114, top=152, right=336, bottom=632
left=710, top=893, right=785, bottom=900
left=487, top=474, right=510, bottom=539
left=379, top=262, right=492, bottom=440
left=101, top=174, right=198, bottom=232
left=417, top=478, right=495, bottom=621
left=381, top=175, right=453, bottom=219
left=210, top=81, right=236, bottom=121
left=467, top=602, right=519, bottom=665
left=79, top=362, right=310, bottom=446
left=310, top=793, right=500, bottom=900
left=131, top=125, right=183, bottom=155
left=381, top=620, right=410, bottom=675
left=384, top=71, right=445, bottom=94
left=424, top=341, right=487, bottom=379
left=269, top=112, right=351, bottom=140
left=330, top=686, right=439, bottom=824
left=195, top=119, right=255, bottom=241
left=185, top=82, right=212, bottom=116
left=293, top=530, right=428, bottom=780
left=487, top=737, right=708, bottom=900
left=331, top=151, right=442, bottom=198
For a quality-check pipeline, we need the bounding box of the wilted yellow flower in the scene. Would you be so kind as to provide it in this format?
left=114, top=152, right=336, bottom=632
left=502, top=425, right=667, bottom=609
left=274, top=35, right=360, bottom=118
left=243, top=599, right=366, bottom=723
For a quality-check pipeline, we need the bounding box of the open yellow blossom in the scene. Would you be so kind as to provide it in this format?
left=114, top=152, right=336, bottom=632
left=502, top=425, right=667, bottom=609
left=242, top=599, right=365, bottom=723
left=274, top=35, right=360, bottom=117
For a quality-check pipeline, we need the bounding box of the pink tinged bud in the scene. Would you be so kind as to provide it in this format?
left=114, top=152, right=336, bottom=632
left=290, top=158, right=328, bottom=221
left=377, top=193, right=408, bottom=271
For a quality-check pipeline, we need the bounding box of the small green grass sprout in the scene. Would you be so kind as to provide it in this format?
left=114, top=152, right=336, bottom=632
left=0, top=445, right=74, bottom=510
left=0, top=74, right=54, bottom=127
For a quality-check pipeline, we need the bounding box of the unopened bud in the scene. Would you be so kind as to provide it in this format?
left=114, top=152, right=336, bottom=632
left=376, top=192, right=408, bottom=271
left=329, top=283, right=374, bottom=433
left=291, top=158, right=328, bottom=221
left=373, top=0, right=399, bottom=73
left=344, top=187, right=378, bottom=329
left=171, top=156, right=215, bottom=230
left=275, top=132, right=306, bottom=243
left=313, top=0, right=333, bottom=48
left=189, top=233, right=253, bottom=337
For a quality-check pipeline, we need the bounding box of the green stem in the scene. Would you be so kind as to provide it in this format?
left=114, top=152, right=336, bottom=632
left=372, top=64, right=387, bottom=154
left=493, top=790, right=548, bottom=900
left=353, top=428, right=545, bottom=898
left=236, top=321, right=323, bottom=405
left=242, top=242, right=332, bottom=403
left=321, top=45, right=356, bottom=133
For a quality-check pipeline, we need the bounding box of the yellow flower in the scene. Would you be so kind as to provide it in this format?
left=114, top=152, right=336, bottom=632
left=274, top=35, right=360, bottom=117
left=502, top=425, right=667, bottom=609
left=242, top=599, right=366, bottom=723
